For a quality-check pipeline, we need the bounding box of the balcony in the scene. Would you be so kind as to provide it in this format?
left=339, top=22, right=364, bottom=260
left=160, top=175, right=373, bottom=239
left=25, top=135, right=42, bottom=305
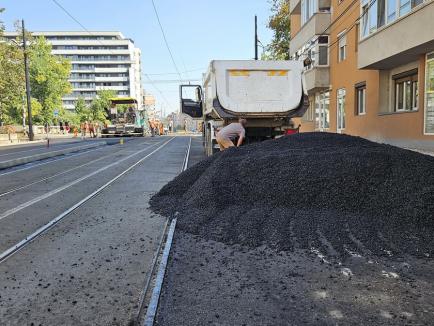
left=290, top=0, right=301, bottom=14
left=94, top=67, right=129, bottom=73
left=289, top=12, right=331, bottom=56
left=95, top=76, right=129, bottom=82
left=304, top=66, right=330, bottom=93
left=358, top=1, right=434, bottom=69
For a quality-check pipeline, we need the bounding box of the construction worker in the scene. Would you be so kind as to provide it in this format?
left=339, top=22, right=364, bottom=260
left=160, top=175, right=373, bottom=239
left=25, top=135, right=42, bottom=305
left=216, top=118, right=247, bottom=151
left=148, top=119, right=155, bottom=137
left=159, top=122, right=164, bottom=136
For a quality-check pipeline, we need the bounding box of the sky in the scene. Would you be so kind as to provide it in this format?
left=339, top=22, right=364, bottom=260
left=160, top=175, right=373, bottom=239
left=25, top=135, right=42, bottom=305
left=1, top=0, right=275, bottom=115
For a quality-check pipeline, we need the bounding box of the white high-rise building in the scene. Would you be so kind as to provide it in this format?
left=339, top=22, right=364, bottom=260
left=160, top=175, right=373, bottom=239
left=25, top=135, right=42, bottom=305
left=4, top=31, right=143, bottom=110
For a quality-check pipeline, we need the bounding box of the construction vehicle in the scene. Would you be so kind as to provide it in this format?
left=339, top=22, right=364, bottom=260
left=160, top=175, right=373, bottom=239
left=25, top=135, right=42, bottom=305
left=180, top=60, right=308, bottom=155
left=101, top=98, right=145, bottom=137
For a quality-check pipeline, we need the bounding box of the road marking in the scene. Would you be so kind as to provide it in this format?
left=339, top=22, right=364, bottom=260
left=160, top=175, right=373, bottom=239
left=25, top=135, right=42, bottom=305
left=0, top=137, right=175, bottom=263
left=0, top=139, right=170, bottom=222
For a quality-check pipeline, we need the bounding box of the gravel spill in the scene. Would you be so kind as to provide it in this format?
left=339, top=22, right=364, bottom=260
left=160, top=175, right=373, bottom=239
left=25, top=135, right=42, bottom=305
left=151, top=133, right=434, bottom=260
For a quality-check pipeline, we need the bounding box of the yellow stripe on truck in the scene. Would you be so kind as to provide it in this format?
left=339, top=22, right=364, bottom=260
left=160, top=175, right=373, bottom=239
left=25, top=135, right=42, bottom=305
left=229, top=70, right=287, bottom=77
left=229, top=70, right=250, bottom=77
left=267, top=70, right=287, bottom=76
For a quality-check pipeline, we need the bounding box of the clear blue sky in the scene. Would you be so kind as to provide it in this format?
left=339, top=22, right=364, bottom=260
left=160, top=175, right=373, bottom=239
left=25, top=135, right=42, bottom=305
left=2, top=0, right=274, bottom=115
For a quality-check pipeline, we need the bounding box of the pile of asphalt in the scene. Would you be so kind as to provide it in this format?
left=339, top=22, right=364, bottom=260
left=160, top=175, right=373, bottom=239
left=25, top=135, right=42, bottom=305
left=151, top=133, right=434, bottom=259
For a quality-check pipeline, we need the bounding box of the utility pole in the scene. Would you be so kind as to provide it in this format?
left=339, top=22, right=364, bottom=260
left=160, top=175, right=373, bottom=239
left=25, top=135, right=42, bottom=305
left=22, top=95, right=26, bottom=131
left=255, top=15, right=258, bottom=60
left=22, top=20, right=34, bottom=141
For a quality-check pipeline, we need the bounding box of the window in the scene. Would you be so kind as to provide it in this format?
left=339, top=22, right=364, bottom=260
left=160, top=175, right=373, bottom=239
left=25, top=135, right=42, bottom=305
left=377, top=0, right=386, bottom=28
left=303, top=99, right=315, bottom=121
left=361, top=0, right=424, bottom=38
left=425, top=52, right=434, bottom=134
left=337, top=89, right=346, bottom=131
left=412, top=0, right=423, bottom=7
left=317, top=36, right=329, bottom=66
left=387, top=0, right=397, bottom=22
left=301, top=0, right=318, bottom=25
left=361, top=1, right=370, bottom=37
left=394, top=69, right=418, bottom=112
left=295, top=36, right=329, bottom=70
left=355, top=83, right=366, bottom=115
left=400, top=0, right=411, bottom=16
left=316, top=91, right=330, bottom=130
left=338, top=31, right=347, bottom=62
left=369, top=0, right=378, bottom=33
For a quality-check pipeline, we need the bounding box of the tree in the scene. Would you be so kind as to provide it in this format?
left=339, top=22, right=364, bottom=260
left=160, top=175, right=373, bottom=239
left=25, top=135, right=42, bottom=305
left=0, top=9, right=26, bottom=125
left=89, top=90, right=116, bottom=122
left=74, top=97, right=90, bottom=122
left=28, top=36, right=72, bottom=124
left=262, top=0, right=290, bottom=60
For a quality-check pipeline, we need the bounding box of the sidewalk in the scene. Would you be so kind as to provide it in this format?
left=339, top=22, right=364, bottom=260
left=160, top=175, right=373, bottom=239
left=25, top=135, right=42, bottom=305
left=0, top=134, right=97, bottom=148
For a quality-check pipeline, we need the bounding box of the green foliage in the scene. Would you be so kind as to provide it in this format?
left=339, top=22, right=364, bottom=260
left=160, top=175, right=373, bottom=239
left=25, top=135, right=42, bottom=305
left=28, top=37, right=72, bottom=124
left=262, top=0, right=290, bottom=60
left=0, top=11, right=74, bottom=127
left=89, top=90, right=116, bottom=122
left=74, top=97, right=90, bottom=122
left=0, top=10, right=25, bottom=125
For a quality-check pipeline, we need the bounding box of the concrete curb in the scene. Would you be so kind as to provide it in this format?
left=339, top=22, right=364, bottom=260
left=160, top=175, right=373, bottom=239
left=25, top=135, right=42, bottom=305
left=0, top=142, right=107, bottom=170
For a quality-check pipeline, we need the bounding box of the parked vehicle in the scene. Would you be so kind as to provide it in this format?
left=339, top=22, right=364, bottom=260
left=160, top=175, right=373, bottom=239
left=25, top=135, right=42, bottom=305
left=180, top=60, right=308, bottom=155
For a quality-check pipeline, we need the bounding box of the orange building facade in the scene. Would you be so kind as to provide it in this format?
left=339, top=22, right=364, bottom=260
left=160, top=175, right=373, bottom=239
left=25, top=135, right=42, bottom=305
left=289, top=0, right=434, bottom=150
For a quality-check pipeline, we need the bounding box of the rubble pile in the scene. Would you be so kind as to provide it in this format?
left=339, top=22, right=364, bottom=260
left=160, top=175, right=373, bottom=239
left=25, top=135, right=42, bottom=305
left=151, top=133, right=434, bottom=259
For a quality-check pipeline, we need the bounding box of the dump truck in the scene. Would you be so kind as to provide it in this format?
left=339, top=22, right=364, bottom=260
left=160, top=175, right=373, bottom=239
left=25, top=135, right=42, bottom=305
left=101, top=98, right=145, bottom=137
left=180, top=60, right=308, bottom=155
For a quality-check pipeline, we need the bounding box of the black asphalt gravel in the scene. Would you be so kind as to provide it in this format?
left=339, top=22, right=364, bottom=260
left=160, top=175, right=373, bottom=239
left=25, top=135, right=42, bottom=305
left=151, top=133, right=434, bottom=260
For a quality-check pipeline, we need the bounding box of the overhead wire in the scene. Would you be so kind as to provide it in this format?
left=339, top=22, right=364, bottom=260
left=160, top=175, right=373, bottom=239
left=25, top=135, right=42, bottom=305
left=298, top=0, right=360, bottom=57
left=325, top=0, right=377, bottom=54
left=51, top=0, right=176, bottom=112
left=143, top=74, right=174, bottom=111
left=145, top=68, right=205, bottom=76
left=150, top=0, right=183, bottom=83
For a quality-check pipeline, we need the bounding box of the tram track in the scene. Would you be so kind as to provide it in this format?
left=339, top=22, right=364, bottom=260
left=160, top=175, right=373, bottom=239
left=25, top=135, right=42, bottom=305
left=0, top=139, right=155, bottom=199
left=0, top=137, right=175, bottom=264
left=138, top=136, right=191, bottom=326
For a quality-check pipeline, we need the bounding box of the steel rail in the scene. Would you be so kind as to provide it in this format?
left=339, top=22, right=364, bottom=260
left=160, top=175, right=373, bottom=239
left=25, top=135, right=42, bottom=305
left=0, top=140, right=164, bottom=221
left=142, top=136, right=191, bottom=326
left=0, top=137, right=175, bottom=264
left=0, top=140, right=152, bottom=197
left=0, top=142, right=109, bottom=177
left=0, top=141, right=87, bottom=158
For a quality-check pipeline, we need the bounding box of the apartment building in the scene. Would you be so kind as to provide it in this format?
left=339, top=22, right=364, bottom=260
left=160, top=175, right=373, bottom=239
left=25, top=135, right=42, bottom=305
left=290, top=0, right=434, bottom=149
left=4, top=31, right=143, bottom=111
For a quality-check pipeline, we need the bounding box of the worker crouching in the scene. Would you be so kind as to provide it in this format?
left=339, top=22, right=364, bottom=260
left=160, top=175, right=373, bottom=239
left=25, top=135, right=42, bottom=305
left=216, top=118, right=247, bottom=151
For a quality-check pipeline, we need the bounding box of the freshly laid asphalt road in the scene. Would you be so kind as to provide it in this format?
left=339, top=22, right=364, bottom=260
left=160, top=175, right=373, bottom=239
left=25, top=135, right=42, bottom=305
left=154, top=136, right=434, bottom=326
left=0, top=136, right=193, bottom=325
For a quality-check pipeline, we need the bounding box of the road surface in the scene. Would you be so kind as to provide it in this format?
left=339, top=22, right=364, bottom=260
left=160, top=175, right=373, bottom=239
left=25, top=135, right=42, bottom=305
left=0, top=136, right=194, bottom=325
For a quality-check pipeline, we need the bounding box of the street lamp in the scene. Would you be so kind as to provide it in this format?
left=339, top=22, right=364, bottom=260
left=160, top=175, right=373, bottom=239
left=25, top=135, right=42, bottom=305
left=9, top=20, right=34, bottom=141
